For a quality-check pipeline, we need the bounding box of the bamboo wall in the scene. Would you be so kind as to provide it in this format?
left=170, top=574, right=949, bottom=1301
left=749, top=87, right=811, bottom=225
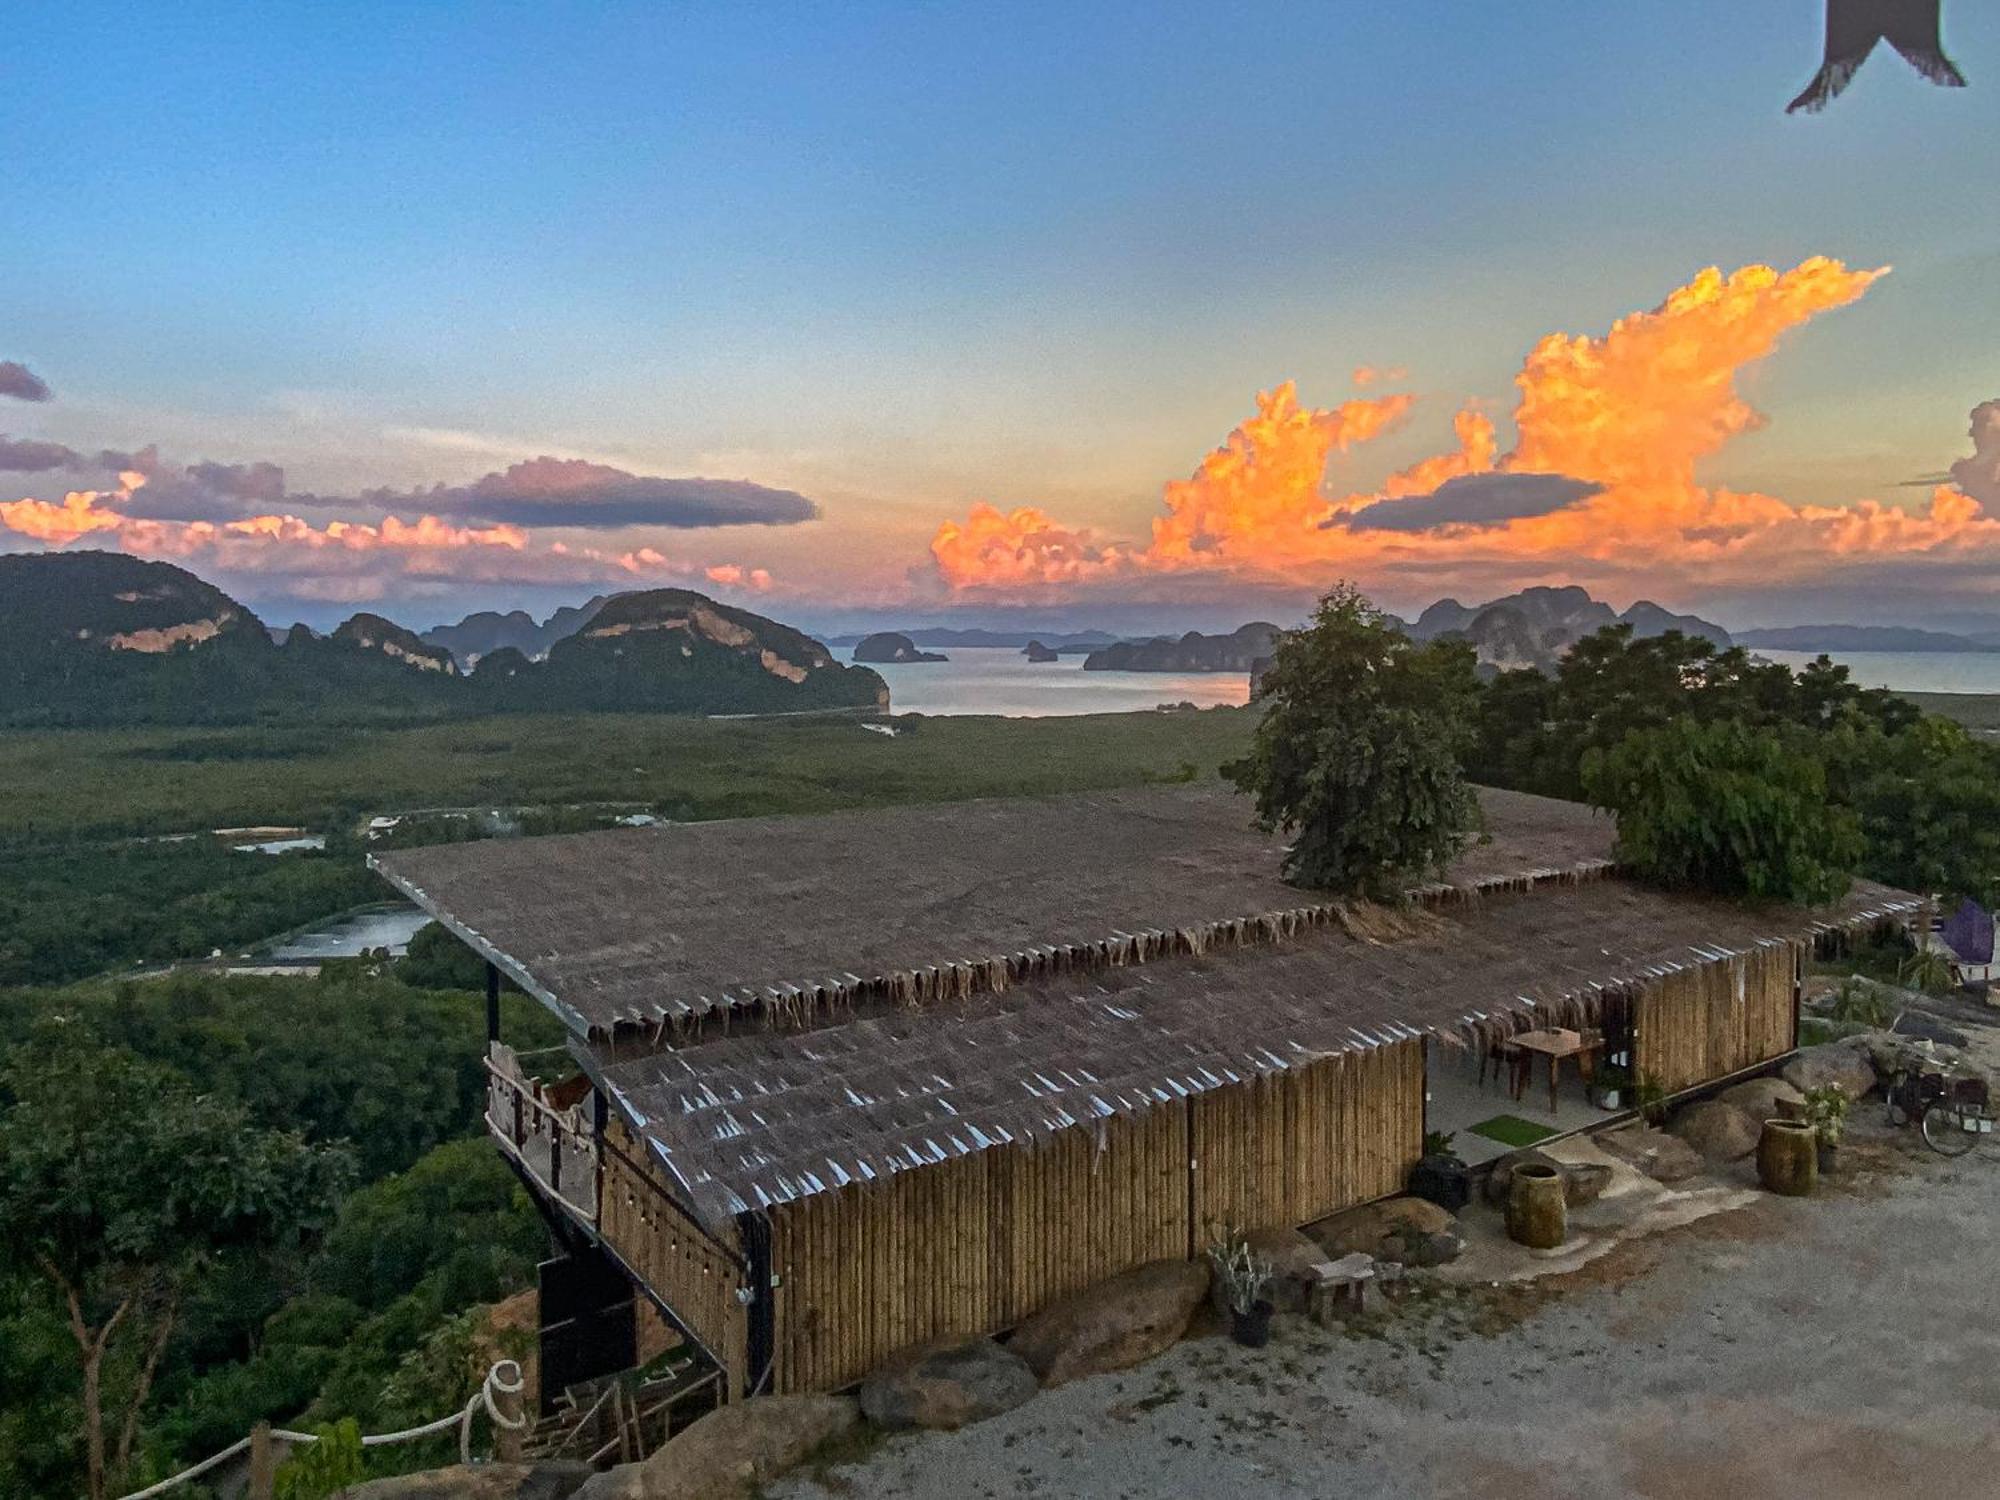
left=764, top=1041, right=1424, bottom=1394
left=1635, top=942, right=1798, bottom=1095
left=1191, top=1041, right=1424, bottom=1236
left=598, top=1121, right=750, bottom=1396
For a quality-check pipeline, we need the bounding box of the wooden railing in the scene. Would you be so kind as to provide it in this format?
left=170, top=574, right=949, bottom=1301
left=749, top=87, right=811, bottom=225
left=487, top=1044, right=598, bottom=1224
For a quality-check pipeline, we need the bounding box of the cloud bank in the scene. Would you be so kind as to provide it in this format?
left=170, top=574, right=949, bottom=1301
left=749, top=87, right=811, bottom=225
left=928, top=258, right=2000, bottom=612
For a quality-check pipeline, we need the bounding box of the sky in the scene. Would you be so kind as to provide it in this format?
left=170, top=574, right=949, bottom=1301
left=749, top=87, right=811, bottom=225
left=4, top=3, right=1999, bottom=635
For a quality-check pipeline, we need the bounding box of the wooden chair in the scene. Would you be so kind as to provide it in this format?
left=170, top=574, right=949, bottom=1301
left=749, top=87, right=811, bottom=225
left=1480, top=1036, right=1524, bottom=1092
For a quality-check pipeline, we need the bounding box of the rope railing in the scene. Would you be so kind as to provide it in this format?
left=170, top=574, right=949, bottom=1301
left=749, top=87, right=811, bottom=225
left=119, top=1359, right=527, bottom=1500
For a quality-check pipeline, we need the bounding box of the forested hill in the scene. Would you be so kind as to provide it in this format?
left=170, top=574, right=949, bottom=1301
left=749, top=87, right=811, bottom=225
left=0, top=552, right=888, bottom=726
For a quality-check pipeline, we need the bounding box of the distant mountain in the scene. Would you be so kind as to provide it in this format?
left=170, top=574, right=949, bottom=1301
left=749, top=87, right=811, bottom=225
left=422, top=596, right=613, bottom=669
left=825, top=627, right=1119, bottom=649
left=0, top=552, right=885, bottom=725
left=1735, top=624, right=2000, bottom=654
left=333, top=612, right=458, bottom=674
left=520, top=590, right=886, bottom=715
left=1409, top=587, right=1729, bottom=672
left=1083, top=622, right=1282, bottom=673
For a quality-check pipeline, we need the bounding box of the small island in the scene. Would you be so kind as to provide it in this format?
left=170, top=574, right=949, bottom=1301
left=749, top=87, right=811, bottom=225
left=853, top=631, right=949, bottom=664
left=1022, top=639, right=1059, bottom=663
left=1083, top=622, right=1281, bottom=673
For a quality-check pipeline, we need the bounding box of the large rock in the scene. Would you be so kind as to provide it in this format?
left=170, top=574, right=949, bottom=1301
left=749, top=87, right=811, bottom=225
left=1238, top=1226, right=1331, bottom=1314
left=571, top=1395, right=858, bottom=1500
left=1781, top=1037, right=1881, bottom=1098
left=1598, top=1125, right=1702, bottom=1183
left=1305, top=1195, right=1462, bottom=1266
left=1893, top=1013, right=1972, bottom=1049
left=1006, top=1258, right=1209, bottom=1387
left=1482, top=1150, right=1612, bottom=1208
left=1669, top=1099, right=1761, bottom=1161
left=859, top=1336, right=1037, bottom=1430
left=1718, top=1076, right=1806, bottom=1122
left=341, top=1464, right=591, bottom=1500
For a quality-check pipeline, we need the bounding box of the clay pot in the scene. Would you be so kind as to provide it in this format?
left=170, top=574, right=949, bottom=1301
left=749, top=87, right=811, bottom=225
left=1756, top=1118, right=1818, bottom=1197
left=1504, top=1162, right=1566, bottom=1249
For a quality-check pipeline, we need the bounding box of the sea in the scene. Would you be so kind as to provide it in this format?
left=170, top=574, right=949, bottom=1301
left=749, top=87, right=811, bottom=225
left=1751, top=650, right=2000, bottom=696
left=850, top=644, right=1251, bottom=717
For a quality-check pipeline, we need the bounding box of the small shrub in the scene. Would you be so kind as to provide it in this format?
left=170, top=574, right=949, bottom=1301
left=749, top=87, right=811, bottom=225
left=1799, top=1083, right=1851, bottom=1148
left=274, top=1420, right=365, bottom=1500
left=1899, top=946, right=1955, bottom=997
left=1825, top=977, right=1896, bottom=1028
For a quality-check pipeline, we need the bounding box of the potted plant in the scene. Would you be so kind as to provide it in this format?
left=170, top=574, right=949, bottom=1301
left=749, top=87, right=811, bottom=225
left=1634, top=1073, right=1669, bottom=1127
left=1205, top=1229, right=1275, bottom=1347
left=1798, top=1082, right=1850, bottom=1172
left=1591, top=1062, right=1631, bottom=1111
left=1408, top=1129, right=1470, bottom=1211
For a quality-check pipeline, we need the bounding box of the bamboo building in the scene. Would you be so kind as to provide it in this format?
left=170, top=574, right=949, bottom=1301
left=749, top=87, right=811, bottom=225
left=372, top=784, right=1917, bottom=1403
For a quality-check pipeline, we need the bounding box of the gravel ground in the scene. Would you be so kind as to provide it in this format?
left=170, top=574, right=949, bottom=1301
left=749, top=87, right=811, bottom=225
left=775, top=1075, right=2000, bottom=1498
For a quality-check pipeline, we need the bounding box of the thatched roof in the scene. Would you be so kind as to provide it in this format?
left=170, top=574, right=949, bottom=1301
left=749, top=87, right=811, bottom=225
left=373, top=783, right=1615, bottom=1038
left=595, top=876, right=1918, bottom=1226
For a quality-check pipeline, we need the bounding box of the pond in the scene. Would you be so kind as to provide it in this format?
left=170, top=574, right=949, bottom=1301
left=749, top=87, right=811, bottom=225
left=262, top=905, right=430, bottom=960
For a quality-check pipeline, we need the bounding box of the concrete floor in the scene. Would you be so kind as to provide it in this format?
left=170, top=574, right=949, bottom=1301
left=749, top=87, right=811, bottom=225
left=774, top=1105, right=2000, bottom=1500
left=1426, top=1038, right=1615, bottom=1164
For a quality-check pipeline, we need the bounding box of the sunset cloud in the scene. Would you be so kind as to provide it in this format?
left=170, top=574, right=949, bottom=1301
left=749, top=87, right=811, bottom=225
left=0, top=361, right=52, bottom=403
left=1351, top=364, right=1407, bottom=388
left=1948, top=399, right=2000, bottom=514
left=926, top=258, right=2000, bottom=608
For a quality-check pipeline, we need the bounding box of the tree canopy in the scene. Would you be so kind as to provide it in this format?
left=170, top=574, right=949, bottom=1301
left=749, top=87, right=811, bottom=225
left=1228, top=585, right=1481, bottom=894
left=0, top=1023, right=351, bottom=1499
left=1580, top=718, right=1863, bottom=905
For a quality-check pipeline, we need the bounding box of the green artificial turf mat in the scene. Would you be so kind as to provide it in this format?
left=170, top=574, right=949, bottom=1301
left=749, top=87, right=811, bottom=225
left=1466, top=1114, right=1560, bottom=1148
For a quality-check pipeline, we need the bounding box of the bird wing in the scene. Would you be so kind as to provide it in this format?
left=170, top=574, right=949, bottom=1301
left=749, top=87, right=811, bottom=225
left=1883, top=1, right=1967, bottom=87
left=1787, top=1, right=1888, bottom=112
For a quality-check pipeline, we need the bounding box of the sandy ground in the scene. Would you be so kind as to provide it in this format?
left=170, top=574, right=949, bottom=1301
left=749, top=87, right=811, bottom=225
left=776, top=1079, right=2000, bottom=1498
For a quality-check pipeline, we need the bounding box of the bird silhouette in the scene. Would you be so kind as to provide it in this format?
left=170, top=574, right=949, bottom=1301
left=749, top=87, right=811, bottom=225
left=1788, top=1, right=1967, bottom=112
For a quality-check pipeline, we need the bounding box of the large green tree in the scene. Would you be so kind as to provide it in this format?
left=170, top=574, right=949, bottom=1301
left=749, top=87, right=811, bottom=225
left=0, top=1025, right=351, bottom=1500
left=1581, top=718, right=1862, bottom=906
left=1228, top=584, right=1481, bottom=893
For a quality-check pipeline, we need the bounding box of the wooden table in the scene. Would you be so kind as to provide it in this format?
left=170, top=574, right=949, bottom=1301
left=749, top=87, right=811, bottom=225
left=1508, top=1027, right=1597, bottom=1113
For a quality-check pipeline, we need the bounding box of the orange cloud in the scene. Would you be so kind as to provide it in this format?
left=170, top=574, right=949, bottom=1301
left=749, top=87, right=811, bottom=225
left=1352, top=364, right=1408, bottom=388
left=927, top=258, right=2000, bottom=602
left=0, top=487, right=128, bottom=544
left=930, top=501, right=1130, bottom=590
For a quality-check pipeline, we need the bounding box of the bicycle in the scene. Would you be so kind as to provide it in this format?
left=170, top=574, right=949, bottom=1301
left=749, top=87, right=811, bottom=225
left=1884, top=1055, right=1995, bottom=1158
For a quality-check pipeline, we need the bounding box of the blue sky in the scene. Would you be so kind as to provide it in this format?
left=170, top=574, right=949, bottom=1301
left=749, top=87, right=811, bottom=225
left=3, top=4, right=1997, bottom=630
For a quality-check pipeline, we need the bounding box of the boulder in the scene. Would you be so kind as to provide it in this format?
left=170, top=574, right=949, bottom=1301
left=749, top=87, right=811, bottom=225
left=1781, top=1037, right=1880, bottom=1098
left=1893, top=1013, right=1972, bottom=1049
left=859, top=1337, right=1036, bottom=1430
left=1482, top=1150, right=1613, bottom=1209
left=1669, top=1099, right=1761, bottom=1162
left=1006, top=1258, right=1209, bottom=1387
left=1598, top=1125, right=1702, bottom=1183
left=1718, top=1076, right=1806, bottom=1121
left=1306, top=1195, right=1457, bottom=1264
left=341, top=1464, right=591, bottom=1500
left=571, top=1394, right=858, bottom=1500
left=1561, top=1161, right=1615, bottom=1205
left=1234, top=1226, right=1329, bottom=1314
